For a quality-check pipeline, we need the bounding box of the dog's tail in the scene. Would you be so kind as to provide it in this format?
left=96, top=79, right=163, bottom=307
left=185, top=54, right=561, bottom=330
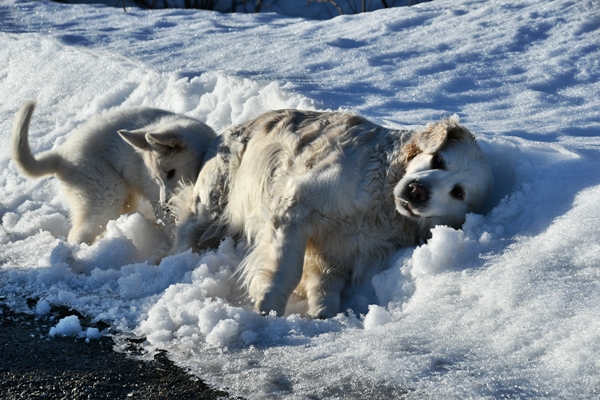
left=11, top=100, right=61, bottom=178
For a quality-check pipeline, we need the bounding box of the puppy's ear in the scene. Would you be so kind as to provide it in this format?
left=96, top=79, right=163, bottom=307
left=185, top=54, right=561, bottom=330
left=415, top=119, right=476, bottom=154
left=119, top=130, right=149, bottom=151
left=145, top=132, right=185, bottom=152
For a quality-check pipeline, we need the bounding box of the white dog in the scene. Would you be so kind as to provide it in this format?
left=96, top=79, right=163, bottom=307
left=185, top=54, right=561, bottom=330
left=11, top=100, right=216, bottom=244
left=172, top=110, right=493, bottom=318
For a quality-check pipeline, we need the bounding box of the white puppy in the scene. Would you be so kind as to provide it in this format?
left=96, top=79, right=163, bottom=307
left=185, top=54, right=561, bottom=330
left=11, top=100, right=216, bottom=244
left=172, top=110, right=493, bottom=318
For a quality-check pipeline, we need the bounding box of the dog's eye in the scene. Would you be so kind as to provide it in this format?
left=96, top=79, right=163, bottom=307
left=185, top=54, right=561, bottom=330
left=431, top=154, right=445, bottom=170
left=450, top=185, right=464, bottom=200
left=165, top=169, right=175, bottom=179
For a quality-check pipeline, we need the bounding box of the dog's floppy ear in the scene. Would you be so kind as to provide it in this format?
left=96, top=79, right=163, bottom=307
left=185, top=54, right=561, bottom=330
left=145, top=132, right=185, bottom=152
left=414, top=118, right=476, bottom=154
left=119, top=130, right=149, bottom=151
left=400, top=118, right=477, bottom=170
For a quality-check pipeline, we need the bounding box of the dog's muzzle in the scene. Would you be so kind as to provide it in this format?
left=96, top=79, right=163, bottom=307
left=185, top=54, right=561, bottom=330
left=406, top=181, right=429, bottom=203
left=396, top=180, right=430, bottom=218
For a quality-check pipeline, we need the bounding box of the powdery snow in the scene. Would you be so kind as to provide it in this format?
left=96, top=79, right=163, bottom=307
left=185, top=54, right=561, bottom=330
left=1, top=0, right=600, bottom=398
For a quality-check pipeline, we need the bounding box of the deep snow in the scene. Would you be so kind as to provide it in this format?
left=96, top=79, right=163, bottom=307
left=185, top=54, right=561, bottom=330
left=1, top=0, right=600, bottom=398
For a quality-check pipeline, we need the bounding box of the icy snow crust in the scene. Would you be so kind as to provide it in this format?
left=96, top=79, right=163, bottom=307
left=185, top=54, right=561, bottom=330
left=1, top=0, right=600, bottom=398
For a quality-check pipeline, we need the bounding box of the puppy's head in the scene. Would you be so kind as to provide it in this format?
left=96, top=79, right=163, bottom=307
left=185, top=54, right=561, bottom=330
left=394, top=119, right=493, bottom=231
left=119, top=118, right=215, bottom=207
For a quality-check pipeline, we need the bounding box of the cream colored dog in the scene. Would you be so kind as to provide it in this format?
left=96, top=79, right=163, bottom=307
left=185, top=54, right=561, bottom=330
left=11, top=100, right=216, bottom=244
left=172, top=110, right=493, bottom=318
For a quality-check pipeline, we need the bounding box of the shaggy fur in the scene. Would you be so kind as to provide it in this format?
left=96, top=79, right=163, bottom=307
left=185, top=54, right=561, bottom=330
left=11, top=100, right=216, bottom=244
left=172, top=110, right=493, bottom=318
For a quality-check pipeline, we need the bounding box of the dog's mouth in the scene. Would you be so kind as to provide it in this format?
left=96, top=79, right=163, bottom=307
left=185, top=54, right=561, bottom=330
left=395, top=197, right=420, bottom=218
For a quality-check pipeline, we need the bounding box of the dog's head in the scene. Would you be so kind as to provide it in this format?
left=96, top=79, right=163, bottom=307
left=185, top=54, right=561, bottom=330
left=119, top=117, right=216, bottom=207
left=394, top=118, right=493, bottom=232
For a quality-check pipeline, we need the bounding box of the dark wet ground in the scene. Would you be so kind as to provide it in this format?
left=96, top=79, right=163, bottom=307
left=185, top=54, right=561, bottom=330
left=0, top=304, right=232, bottom=399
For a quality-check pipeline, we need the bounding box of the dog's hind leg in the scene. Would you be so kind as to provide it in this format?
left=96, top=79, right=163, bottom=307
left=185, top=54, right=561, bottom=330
left=244, top=218, right=311, bottom=317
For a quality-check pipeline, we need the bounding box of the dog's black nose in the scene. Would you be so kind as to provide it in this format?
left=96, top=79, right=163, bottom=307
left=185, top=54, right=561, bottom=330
left=407, top=181, right=429, bottom=203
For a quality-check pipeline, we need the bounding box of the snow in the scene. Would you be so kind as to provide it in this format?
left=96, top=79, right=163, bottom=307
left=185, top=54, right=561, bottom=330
left=49, top=315, right=83, bottom=337
left=49, top=314, right=103, bottom=340
left=1, top=0, right=600, bottom=398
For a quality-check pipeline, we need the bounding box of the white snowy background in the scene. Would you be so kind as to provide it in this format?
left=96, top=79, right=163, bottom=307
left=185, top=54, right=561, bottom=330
left=1, top=0, right=600, bottom=398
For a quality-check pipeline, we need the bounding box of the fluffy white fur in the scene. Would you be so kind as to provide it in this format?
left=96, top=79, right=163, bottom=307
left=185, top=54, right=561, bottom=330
left=11, top=100, right=216, bottom=244
left=172, top=110, right=493, bottom=318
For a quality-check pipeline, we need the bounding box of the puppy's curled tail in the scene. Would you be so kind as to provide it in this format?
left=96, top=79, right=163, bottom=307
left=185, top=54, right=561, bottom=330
left=11, top=100, right=61, bottom=178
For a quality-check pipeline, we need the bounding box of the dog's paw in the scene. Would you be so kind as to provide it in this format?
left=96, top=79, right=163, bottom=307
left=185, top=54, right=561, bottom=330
left=306, top=291, right=342, bottom=319
left=255, top=291, right=288, bottom=317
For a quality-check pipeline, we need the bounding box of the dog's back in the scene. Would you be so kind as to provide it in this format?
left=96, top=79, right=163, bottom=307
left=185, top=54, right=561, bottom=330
left=220, top=110, right=409, bottom=241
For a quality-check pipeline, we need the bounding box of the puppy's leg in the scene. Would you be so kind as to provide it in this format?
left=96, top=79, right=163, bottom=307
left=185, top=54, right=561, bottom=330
left=245, top=220, right=310, bottom=317
left=122, top=190, right=140, bottom=214
left=63, top=180, right=130, bottom=244
left=68, top=205, right=115, bottom=244
left=302, top=251, right=347, bottom=319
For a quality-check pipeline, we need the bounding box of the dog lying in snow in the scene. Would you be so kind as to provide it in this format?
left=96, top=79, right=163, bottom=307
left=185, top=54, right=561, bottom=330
left=171, top=110, right=493, bottom=318
left=11, top=100, right=216, bottom=244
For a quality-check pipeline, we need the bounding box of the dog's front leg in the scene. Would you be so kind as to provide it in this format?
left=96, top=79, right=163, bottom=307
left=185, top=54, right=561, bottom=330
left=174, top=204, right=219, bottom=253
left=245, top=220, right=310, bottom=317
left=303, top=263, right=346, bottom=319
left=174, top=211, right=203, bottom=253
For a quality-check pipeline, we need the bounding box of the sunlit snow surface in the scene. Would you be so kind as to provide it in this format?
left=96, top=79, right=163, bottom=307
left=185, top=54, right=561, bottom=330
left=1, top=0, right=600, bottom=398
